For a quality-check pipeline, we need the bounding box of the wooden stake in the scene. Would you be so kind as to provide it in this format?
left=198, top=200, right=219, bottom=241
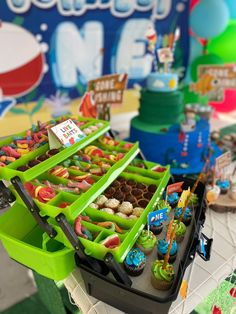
left=163, top=222, right=177, bottom=269
left=178, top=158, right=210, bottom=224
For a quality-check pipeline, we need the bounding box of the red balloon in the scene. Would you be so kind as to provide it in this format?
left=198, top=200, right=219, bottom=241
left=190, top=0, right=200, bottom=10
left=210, top=89, right=236, bottom=113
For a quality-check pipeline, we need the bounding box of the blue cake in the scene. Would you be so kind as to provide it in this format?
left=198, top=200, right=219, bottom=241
left=129, top=72, right=215, bottom=174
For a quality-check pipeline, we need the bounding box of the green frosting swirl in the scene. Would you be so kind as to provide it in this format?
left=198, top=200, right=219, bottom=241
left=189, top=193, right=198, bottom=206
left=151, top=260, right=175, bottom=282
left=172, top=220, right=186, bottom=236
left=157, top=200, right=171, bottom=213
left=136, top=230, right=157, bottom=249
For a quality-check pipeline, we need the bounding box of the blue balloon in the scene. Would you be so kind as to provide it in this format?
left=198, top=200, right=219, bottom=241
left=190, top=0, right=230, bottom=39
left=225, top=0, right=236, bottom=20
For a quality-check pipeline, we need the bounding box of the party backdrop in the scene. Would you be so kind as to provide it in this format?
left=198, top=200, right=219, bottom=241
left=0, top=0, right=190, bottom=121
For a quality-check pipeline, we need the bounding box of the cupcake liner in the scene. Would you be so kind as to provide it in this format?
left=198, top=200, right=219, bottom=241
left=157, top=252, right=177, bottom=264
left=151, top=273, right=173, bottom=291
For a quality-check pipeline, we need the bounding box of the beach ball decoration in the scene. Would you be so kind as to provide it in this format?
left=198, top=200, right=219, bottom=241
left=0, top=22, right=45, bottom=98
left=190, top=0, right=230, bottom=39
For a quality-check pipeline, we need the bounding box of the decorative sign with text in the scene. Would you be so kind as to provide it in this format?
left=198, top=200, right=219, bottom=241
left=148, top=208, right=168, bottom=226
left=48, top=119, right=85, bottom=149
left=198, top=64, right=236, bottom=100
left=88, top=73, right=128, bottom=106
left=215, top=151, right=232, bottom=170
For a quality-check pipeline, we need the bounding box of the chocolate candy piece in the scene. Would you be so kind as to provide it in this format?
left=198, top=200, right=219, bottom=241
left=37, top=154, right=48, bottom=162
left=136, top=183, right=147, bottom=190
left=28, top=160, right=41, bottom=167
left=138, top=199, right=149, bottom=208
left=47, top=149, right=59, bottom=156
left=143, top=192, right=153, bottom=200
left=124, top=194, right=136, bottom=204
left=113, top=191, right=125, bottom=202
left=127, top=179, right=136, bottom=186
left=17, top=165, right=30, bottom=172
left=120, top=185, right=132, bottom=194
left=148, top=184, right=157, bottom=193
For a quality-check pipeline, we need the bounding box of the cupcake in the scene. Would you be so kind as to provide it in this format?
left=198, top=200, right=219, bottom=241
left=133, top=207, right=145, bottom=217
left=174, top=207, right=192, bottom=226
left=136, top=230, right=157, bottom=255
left=149, top=220, right=163, bottom=235
left=136, top=183, right=147, bottom=190
left=143, top=192, right=154, bottom=201
left=171, top=220, right=187, bottom=243
left=157, top=239, right=178, bottom=263
left=131, top=188, right=143, bottom=199
left=120, top=185, right=132, bottom=194
left=124, top=194, right=136, bottom=204
left=216, top=179, right=230, bottom=194
left=124, top=248, right=146, bottom=276
left=137, top=199, right=149, bottom=208
left=95, top=195, right=108, bottom=208
left=104, top=187, right=115, bottom=198
left=188, top=193, right=199, bottom=207
left=157, top=200, right=171, bottom=213
left=104, top=198, right=120, bottom=210
left=127, top=179, right=136, bottom=187
left=113, top=191, right=125, bottom=202
left=148, top=184, right=157, bottom=193
left=166, top=192, right=179, bottom=208
left=118, top=201, right=133, bottom=215
left=151, top=260, right=175, bottom=290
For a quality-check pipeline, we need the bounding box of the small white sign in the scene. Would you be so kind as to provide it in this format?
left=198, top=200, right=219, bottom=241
left=157, top=47, right=174, bottom=63
left=48, top=119, right=85, bottom=149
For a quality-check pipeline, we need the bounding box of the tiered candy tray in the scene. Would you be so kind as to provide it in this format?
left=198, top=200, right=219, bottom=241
left=49, top=164, right=170, bottom=262
left=0, top=116, right=110, bottom=181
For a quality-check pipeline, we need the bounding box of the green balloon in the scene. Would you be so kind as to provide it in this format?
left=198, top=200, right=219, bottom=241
left=180, top=85, right=199, bottom=104
left=208, top=20, right=236, bottom=62
left=191, top=54, right=224, bottom=82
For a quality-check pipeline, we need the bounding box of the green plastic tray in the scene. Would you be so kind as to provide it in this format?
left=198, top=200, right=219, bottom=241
left=12, top=141, right=140, bottom=220
left=49, top=165, right=170, bottom=262
left=0, top=116, right=110, bottom=182
left=0, top=202, right=75, bottom=280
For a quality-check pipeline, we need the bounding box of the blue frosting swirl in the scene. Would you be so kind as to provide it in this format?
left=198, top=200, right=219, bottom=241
left=157, top=239, right=177, bottom=256
left=174, top=207, right=192, bottom=219
left=216, top=180, right=230, bottom=190
left=125, top=248, right=146, bottom=267
left=167, top=192, right=179, bottom=205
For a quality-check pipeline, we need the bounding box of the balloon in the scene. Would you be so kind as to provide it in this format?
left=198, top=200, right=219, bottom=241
left=189, top=36, right=203, bottom=64
left=190, top=0, right=229, bottom=39
left=190, top=54, right=224, bottom=82
left=225, top=0, right=236, bottom=20
left=208, top=21, right=236, bottom=62
left=180, top=85, right=199, bottom=104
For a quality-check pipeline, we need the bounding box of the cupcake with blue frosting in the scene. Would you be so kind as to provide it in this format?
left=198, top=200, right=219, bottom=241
left=157, top=239, right=178, bottom=263
left=174, top=207, right=193, bottom=226
left=124, top=248, right=146, bottom=276
left=216, top=179, right=230, bottom=195
left=166, top=192, right=179, bottom=208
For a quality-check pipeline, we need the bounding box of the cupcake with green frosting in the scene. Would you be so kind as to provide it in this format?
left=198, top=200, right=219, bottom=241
left=171, top=220, right=187, bottom=243
left=151, top=260, right=175, bottom=290
left=136, top=230, right=157, bottom=255
left=189, top=193, right=199, bottom=207
left=157, top=199, right=172, bottom=213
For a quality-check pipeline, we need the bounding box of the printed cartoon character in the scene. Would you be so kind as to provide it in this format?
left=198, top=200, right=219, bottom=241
left=190, top=73, right=219, bottom=96
left=0, top=22, right=45, bottom=97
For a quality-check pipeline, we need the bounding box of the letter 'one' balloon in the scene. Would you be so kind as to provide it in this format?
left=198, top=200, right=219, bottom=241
left=190, top=0, right=230, bottom=39
left=208, top=21, right=236, bottom=63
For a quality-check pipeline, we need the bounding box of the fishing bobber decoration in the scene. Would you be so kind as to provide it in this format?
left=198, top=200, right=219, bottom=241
left=181, top=134, right=189, bottom=157
left=197, top=132, right=203, bottom=148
